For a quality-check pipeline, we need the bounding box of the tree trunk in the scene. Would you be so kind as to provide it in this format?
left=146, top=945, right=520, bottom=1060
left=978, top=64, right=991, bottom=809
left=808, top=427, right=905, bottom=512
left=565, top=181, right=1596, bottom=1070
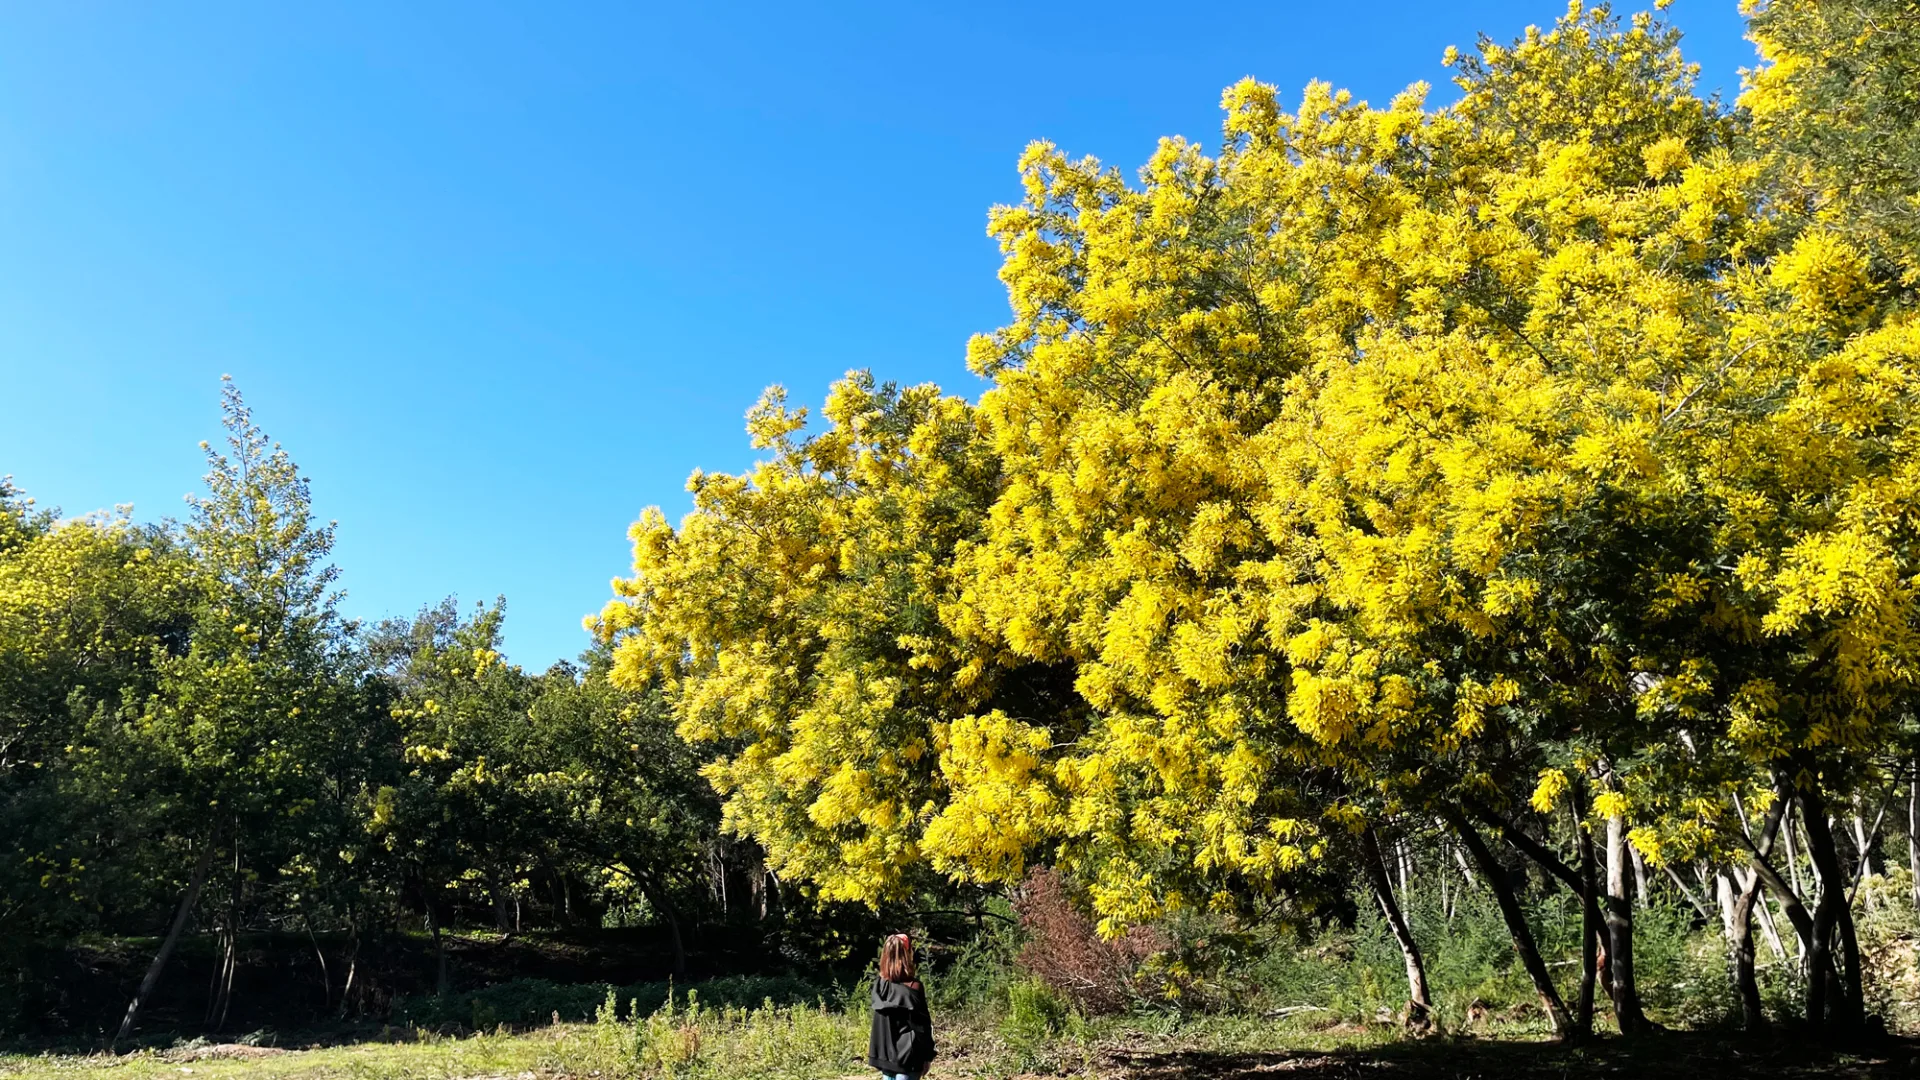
left=1466, top=796, right=1613, bottom=1032
left=116, top=840, right=217, bottom=1048
left=1746, top=841, right=1815, bottom=951
left=1732, top=869, right=1766, bottom=1031
left=1909, top=767, right=1920, bottom=914
left=426, top=897, right=449, bottom=996
left=1605, top=813, right=1652, bottom=1034
left=1783, top=807, right=1804, bottom=900
left=1727, top=795, right=1789, bottom=1032
left=1754, top=884, right=1788, bottom=962
left=1851, top=810, right=1877, bottom=881
left=339, top=911, right=361, bottom=1018
left=1799, top=788, right=1864, bottom=1036
left=207, top=922, right=237, bottom=1030
left=1448, top=811, right=1572, bottom=1038
left=1575, top=801, right=1599, bottom=1040
left=207, top=845, right=242, bottom=1030
left=661, top=901, right=686, bottom=976
left=304, top=911, right=331, bottom=1010
left=1360, top=827, right=1432, bottom=1031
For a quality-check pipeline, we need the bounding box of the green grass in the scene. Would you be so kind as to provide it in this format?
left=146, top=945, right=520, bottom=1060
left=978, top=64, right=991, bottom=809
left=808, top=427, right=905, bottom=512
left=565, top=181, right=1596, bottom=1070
left=0, top=1028, right=560, bottom=1080
left=5, top=1011, right=1917, bottom=1080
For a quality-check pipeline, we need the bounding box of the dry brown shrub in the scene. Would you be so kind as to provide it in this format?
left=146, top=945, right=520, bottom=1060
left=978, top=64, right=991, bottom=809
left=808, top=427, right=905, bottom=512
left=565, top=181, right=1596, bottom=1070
left=1011, top=866, right=1164, bottom=1014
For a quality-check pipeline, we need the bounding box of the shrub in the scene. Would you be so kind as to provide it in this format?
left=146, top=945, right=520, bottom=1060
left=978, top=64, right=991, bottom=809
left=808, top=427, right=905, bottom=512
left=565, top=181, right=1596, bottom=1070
left=999, top=977, right=1075, bottom=1072
left=1012, top=867, right=1161, bottom=1014
left=925, top=919, right=1019, bottom=1016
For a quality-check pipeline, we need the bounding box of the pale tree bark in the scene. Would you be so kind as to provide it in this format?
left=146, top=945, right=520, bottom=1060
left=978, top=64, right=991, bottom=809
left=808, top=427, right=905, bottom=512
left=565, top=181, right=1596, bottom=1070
left=1909, top=767, right=1920, bottom=913
left=1732, top=870, right=1767, bottom=1031
left=116, top=841, right=218, bottom=1048
left=1605, top=813, right=1653, bottom=1034
left=1360, top=826, right=1432, bottom=1031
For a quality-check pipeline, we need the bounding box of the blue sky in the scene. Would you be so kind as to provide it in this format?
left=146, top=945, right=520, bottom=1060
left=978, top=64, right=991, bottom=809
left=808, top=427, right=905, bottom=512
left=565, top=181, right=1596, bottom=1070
left=0, top=1, right=1755, bottom=670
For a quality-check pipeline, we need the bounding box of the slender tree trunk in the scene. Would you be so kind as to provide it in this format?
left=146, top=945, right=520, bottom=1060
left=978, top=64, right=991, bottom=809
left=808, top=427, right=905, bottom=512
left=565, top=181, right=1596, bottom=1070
left=1732, top=869, right=1766, bottom=1031
left=1575, top=801, right=1599, bottom=1040
left=1448, top=811, right=1571, bottom=1038
left=207, top=923, right=237, bottom=1030
left=661, top=903, right=686, bottom=976
left=1746, top=840, right=1815, bottom=951
left=1850, top=810, right=1876, bottom=881
left=1909, top=767, right=1920, bottom=914
left=1360, top=827, right=1432, bottom=1031
left=116, top=841, right=218, bottom=1048
left=1800, top=788, right=1864, bottom=1036
left=426, top=897, right=449, bottom=995
left=207, top=845, right=242, bottom=1030
left=1605, top=813, right=1652, bottom=1034
left=1726, top=798, right=1788, bottom=1032
left=1783, top=807, right=1804, bottom=900
left=1755, top=885, right=1788, bottom=962
left=1466, top=796, right=1614, bottom=1032
left=304, top=911, right=331, bottom=1010
left=339, top=909, right=361, bottom=1018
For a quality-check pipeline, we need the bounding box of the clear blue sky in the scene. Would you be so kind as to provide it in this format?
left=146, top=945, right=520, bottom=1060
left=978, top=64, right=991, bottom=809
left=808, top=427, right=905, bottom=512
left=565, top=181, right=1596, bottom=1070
left=0, top=1, right=1755, bottom=670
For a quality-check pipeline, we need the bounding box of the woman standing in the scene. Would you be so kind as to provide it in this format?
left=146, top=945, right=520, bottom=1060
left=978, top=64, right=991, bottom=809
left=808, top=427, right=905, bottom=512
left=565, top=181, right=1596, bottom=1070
left=867, top=933, right=936, bottom=1080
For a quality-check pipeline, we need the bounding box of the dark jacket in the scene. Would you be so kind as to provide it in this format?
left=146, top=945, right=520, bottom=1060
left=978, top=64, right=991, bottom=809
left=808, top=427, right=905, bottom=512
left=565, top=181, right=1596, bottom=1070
left=867, top=975, right=935, bottom=1075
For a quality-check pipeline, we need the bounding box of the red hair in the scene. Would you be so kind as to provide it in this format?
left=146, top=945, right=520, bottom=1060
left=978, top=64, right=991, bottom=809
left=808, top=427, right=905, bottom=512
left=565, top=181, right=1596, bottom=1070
left=879, top=933, right=917, bottom=983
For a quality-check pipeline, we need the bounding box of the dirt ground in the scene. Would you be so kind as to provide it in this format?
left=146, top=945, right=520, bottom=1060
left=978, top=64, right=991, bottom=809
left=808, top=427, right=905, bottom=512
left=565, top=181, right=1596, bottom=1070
left=1102, top=1031, right=1920, bottom=1079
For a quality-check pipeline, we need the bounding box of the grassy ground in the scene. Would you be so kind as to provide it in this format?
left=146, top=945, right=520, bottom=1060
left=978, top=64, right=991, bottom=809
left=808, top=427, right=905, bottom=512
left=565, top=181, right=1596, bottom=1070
left=5, top=1013, right=1917, bottom=1080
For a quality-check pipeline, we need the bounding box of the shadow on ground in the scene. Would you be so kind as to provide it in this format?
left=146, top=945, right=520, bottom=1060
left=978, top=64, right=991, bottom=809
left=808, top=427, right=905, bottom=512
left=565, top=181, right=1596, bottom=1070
left=1104, top=1031, right=1920, bottom=1079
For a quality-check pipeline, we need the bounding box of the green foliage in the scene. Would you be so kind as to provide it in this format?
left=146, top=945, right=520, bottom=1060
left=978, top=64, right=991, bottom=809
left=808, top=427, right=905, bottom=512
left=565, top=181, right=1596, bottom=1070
left=1000, top=978, right=1079, bottom=1073
left=555, top=984, right=863, bottom=1080
left=925, top=922, right=1020, bottom=1016
left=392, top=974, right=832, bottom=1030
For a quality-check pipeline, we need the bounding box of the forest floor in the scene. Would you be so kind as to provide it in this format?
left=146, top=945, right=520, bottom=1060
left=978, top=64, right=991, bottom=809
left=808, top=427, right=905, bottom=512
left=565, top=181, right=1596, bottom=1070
left=4, top=1020, right=1917, bottom=1080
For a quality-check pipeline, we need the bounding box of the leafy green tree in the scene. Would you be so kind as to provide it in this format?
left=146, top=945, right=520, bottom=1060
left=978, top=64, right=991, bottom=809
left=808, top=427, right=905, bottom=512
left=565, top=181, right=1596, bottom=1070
left=365, top=597, right=540, bottom=991
left=525, top=654, right=718, bottom=973
left=116, top=378, right=359, bottom=1040
left=0, top=502, right=195, bottom=1027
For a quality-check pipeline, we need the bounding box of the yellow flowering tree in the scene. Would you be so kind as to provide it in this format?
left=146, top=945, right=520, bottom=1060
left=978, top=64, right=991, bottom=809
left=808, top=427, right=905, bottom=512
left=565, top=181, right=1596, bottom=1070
left=596, top=0, right=1920, bottom=1041
left=596, top=372, right=1085, bottom=907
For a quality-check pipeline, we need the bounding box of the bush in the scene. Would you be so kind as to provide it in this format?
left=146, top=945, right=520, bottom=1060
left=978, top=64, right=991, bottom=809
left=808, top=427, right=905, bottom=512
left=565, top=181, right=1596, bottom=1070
left=925, top=914, right=1019, bottom=1016
left=1012, top=867, right=1162, bottom=1014
left=999, top=977, right=1076, bottom=1072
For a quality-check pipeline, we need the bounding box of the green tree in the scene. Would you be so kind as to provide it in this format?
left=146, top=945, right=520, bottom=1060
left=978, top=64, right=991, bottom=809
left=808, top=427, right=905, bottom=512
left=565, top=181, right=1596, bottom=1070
left=525, top=654, right=718, bottom=973
left=365, top=597, right=540, bottom=992
left=116, top=378, right=359, bottom=1040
